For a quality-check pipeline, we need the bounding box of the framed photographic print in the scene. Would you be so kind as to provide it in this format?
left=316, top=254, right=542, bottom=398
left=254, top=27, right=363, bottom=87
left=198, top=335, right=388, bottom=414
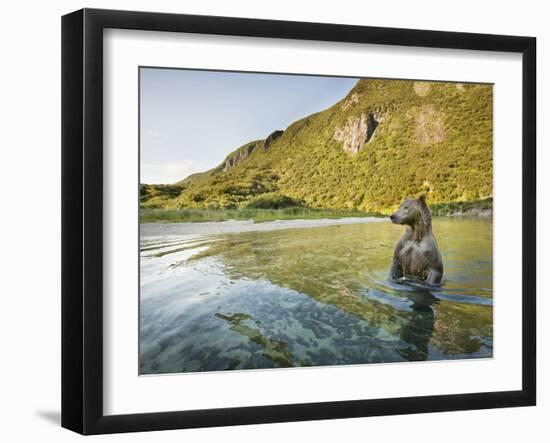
left=61, top=8, right=536, bottom=435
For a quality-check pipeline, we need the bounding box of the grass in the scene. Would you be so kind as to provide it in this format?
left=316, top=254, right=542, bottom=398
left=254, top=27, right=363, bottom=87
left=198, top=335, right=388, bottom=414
left=140, top=207, right=383, bottom=223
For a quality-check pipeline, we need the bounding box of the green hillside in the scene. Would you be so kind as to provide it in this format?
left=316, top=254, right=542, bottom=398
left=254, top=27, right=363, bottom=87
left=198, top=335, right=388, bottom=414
left=141, top=78, right=492, bottom=214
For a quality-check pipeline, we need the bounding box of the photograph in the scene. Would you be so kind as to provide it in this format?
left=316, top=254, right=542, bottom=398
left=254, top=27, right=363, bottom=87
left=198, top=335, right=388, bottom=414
left=138, top=68, right=494, bottom=375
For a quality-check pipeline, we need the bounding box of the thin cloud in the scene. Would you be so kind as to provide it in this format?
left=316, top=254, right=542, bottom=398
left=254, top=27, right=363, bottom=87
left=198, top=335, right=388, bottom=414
left=141, top=160, right=202, bottom=184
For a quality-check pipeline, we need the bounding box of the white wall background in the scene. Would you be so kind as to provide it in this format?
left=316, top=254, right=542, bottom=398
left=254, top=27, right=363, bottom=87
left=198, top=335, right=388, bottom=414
left=0, top=0, right=546, bottom=441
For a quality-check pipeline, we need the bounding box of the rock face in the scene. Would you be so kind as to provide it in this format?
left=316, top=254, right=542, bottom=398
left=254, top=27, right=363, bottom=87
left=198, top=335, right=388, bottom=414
left=341, top=92, right=361, bottom=110
left=220, top=141, right=260, bottom=172
left=333, top=112, right=379, bottom=154
left=415, top=105, right=445, bottom=144
left=366, top=113, right=379, bottom=142
left=219, top=130, right=284, bottom=172
left=334, top=99, right=444, bottom=154
left=413, top=82, right=431, bottom=96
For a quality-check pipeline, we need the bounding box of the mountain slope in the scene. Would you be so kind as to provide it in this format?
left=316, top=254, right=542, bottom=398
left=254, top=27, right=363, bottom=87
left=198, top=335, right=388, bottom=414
left=141, top=79, right=493, bottom=213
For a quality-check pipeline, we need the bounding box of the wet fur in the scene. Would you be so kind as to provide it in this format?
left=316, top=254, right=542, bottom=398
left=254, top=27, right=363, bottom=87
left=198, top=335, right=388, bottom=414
left=389, top=195, right=443, bottom=285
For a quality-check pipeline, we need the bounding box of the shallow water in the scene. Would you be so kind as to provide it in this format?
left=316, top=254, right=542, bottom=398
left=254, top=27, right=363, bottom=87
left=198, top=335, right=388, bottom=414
left=139, top=217, right=493, bottom=374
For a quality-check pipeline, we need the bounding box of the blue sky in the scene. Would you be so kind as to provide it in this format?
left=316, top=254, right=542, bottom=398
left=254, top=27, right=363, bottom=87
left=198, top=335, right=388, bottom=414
left=140, top=68, right=358, bottom=184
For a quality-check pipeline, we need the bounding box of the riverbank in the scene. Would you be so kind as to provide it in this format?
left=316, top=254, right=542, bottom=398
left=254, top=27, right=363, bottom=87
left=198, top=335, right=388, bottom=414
left=140, top=216, right=385, bottom=237
left=429, top=198, right=493, bottom=217
left=140, top=207, right=382, bottom=224
left=140, top=198, right=492, bottom=223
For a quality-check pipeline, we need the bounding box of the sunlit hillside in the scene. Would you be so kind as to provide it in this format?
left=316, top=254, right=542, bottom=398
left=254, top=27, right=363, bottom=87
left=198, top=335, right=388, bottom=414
left=141, top=78, right=492, bottom=214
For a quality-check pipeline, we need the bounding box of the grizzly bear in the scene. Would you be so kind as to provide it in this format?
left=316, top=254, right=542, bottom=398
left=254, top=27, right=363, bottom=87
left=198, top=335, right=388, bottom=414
left=389, top=194, right=443, bottom=285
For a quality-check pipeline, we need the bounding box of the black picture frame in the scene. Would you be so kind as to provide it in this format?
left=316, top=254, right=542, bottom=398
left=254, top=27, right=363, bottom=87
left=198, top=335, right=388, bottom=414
left=61, top=8, right=536, bottom=435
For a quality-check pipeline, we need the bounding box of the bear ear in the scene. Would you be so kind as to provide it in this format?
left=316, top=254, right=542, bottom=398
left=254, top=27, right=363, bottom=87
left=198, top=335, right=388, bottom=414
left=418, top=194, right=427, bottom=206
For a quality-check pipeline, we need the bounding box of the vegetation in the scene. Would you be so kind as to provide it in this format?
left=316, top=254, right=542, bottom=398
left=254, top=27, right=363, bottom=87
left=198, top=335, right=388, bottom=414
left=140, top=184, right=184, bottom=208
left=141, top=198, right=491, bottom=223
left=141, top=79, right=493, bottom=217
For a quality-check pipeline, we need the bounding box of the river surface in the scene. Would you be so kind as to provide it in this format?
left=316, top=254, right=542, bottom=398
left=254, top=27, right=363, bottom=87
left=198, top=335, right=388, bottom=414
left=139, top=217, right=493, bottom=374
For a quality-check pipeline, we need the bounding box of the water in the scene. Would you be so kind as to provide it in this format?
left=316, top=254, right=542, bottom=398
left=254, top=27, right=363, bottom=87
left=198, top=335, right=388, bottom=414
left=139, top=217, right=493, bottom=374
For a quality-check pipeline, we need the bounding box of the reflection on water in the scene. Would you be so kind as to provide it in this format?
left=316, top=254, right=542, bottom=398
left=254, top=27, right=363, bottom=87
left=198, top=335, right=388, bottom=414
left=139, top=218, right=493, bottom=374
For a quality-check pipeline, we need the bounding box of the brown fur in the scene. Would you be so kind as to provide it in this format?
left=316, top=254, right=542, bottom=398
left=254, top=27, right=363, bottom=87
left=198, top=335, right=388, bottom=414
left=389, top=195, right=443, bottom=285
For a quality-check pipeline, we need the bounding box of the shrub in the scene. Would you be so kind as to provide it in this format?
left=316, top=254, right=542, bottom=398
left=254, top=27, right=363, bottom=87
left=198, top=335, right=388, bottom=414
left=243, top=193, right=304, bottom=209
